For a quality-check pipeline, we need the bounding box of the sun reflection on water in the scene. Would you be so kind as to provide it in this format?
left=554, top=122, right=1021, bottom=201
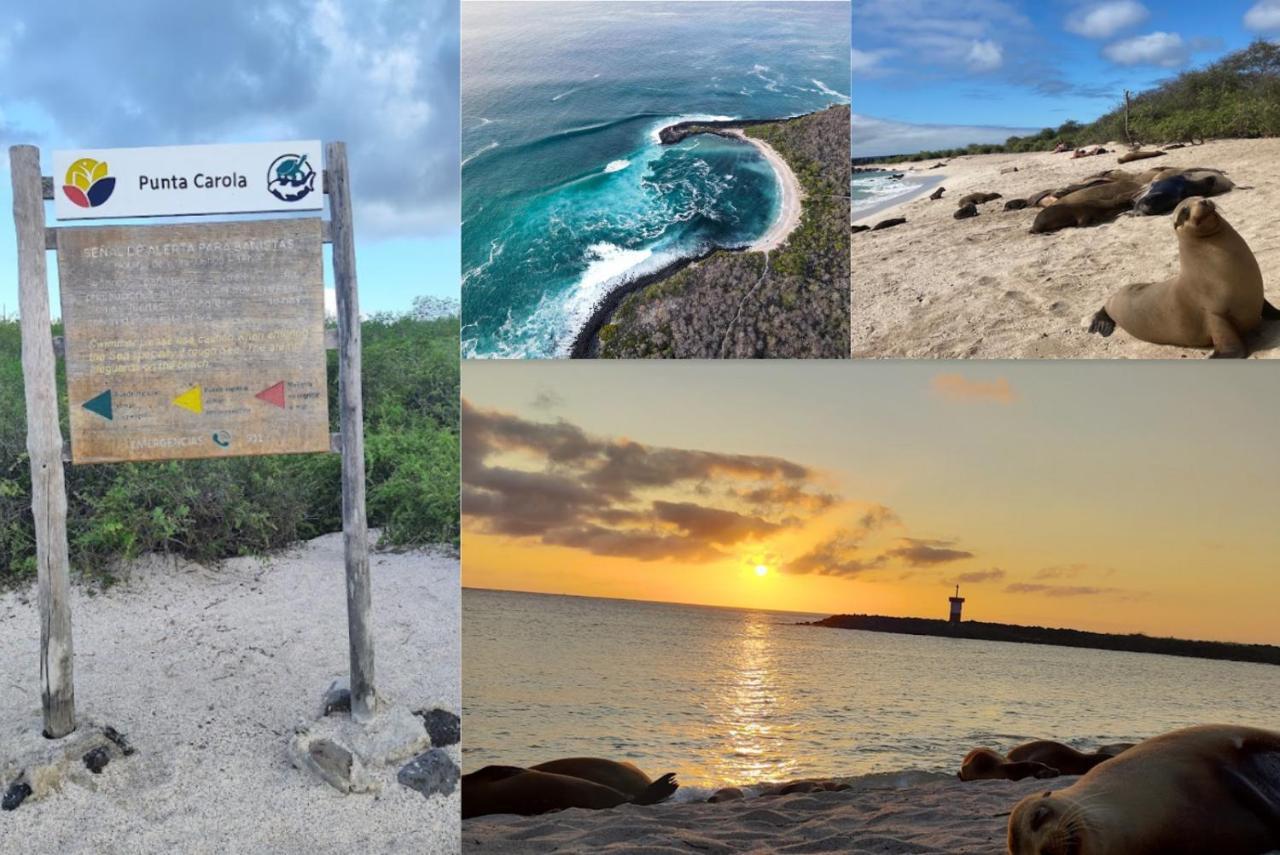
left=708, top=611, right=799, bottom=786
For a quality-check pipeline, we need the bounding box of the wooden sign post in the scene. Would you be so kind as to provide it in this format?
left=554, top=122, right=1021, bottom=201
left=9, top=140, right=376, bottom=737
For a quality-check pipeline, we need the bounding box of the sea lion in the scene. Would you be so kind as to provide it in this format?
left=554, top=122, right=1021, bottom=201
left=1028, top=189, right=1058, bottom=207
left=872, top=217, right=906, bottom=231
left=1089, top=198, right=1272, bottom=357
left=930, top=186, right=946, bottom=200
left=1133, top=169, right=1235, bottom=215
left=955, top=203, right=978, bottom=220
left=1008, top=724, right=1280, bottom=855
left=530, top=758, right=661, bottom=798
left=1007, top=741, right=1120, bottom=776
left=772, top=780, right=851, bottom=795
left=1031, top=177, right=1144, bottom=233
left=462, top=762, right=679, bottom=819
left=960, top=747, right=1059, bottom=782
left=959, top=742, right=1121, bottom=782
left=1118, top=149, right=1166, bottom=164
left=1004, top=199, right=1029, bottom=211
left=958, top=192, right=1002, bottom=207
left=850, top=225, right=870, bottom=234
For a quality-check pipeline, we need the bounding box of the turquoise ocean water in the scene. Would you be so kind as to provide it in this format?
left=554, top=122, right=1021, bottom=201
left=461, top=1, right=850, bottom=358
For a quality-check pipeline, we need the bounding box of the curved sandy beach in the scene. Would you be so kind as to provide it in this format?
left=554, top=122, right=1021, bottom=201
left=0, top=534, right=460, bottom=854
left=728, top=129, right=804, bottom=252
left=852, top=138, right=1280, bottom=358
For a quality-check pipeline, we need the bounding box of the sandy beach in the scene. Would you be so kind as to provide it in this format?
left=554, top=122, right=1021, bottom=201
left=0, top=533, right=460, bottom=854
left=462, top=773, right=1056, bottom=853
left=852, top=138, right=1280, bottom=358
left=729, top=129, right=804, bottom=252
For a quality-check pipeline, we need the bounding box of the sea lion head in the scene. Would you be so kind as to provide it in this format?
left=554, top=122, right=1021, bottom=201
left=1173, top=197, right=1222, bottom=238
left=1008, top=790, right=1095, bottom=855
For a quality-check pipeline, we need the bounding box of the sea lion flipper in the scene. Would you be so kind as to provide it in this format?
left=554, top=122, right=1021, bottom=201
left=1088, top=308, right=1116, bottom=337
left=632, top=772, right=679, bottom=806
left=1262, top=300, right=1280, bottom=321
left=1207, top=315, right=1248, bottom=359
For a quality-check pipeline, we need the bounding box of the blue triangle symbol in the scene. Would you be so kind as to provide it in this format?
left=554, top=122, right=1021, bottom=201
left=83, top=389, right=113, bottom=421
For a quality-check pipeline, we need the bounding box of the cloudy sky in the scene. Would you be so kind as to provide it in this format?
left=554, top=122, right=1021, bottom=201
left=0, top=0, right=459, bottom=316
left=463, top=361, right=1280, bottom=646
left=853, top=0, right=1280, bottom=156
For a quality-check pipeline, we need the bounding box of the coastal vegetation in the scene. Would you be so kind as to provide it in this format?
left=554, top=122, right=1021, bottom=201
left=866, top=41, right=1280, bottom=163
left=0, top=300, right=460, bottom=585
left=595, top=104, right=850, bottom=358
left=807, top=613, right=1280, bottom=667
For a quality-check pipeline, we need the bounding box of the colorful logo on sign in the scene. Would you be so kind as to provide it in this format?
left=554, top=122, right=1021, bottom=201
left=267, top=153, right=316, bottom=203
left=62, top=158, right=117, bottom=209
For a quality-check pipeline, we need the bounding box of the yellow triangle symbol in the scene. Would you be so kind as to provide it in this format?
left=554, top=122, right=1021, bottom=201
left=172, top=385, right=203, bottom=414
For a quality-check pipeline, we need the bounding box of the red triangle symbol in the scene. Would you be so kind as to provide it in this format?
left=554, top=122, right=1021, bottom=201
left=256, top=381, right=286, bottom=409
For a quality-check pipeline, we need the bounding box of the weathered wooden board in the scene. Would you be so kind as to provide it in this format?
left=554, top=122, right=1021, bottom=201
left=57, top=219, right=330, bottom=463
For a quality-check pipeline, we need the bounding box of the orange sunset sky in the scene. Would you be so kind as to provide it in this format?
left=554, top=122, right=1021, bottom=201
left=462, top=361, right=1280, bottom=646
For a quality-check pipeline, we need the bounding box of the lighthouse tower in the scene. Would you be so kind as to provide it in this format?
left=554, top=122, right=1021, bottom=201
left=948, top=585, right=965, bottom=624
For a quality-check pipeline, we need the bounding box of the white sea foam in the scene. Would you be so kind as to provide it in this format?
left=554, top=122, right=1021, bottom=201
left=811, top=78, right=850, bottom=101
left=851, top=173, right=939, bottom=215
left=461, top=141, right=499, bottom=168
left=604, top=159, right=631, bottom=174
left=551, top=86, right=579, bottom=102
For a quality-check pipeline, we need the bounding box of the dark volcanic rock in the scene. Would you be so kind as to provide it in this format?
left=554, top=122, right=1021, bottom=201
left=398, top=749, right=460, bottom=798
left=103, top=726, right=136, bottom=756
left=415, top=708, right=461, bottom=747
left=83, top=746, right=111, bottom=774
left=322, top=679, right=352, bottom=717
left=2, top=781, right=31, bottom=811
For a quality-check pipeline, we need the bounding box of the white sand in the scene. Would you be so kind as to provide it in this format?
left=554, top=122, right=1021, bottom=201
left=729, top=130, right=804, bottom=253
left=462, top=774, right=1055, bottom=853
left=852, top=139, right=1280, bottom=358
left=0, top=533, right=460, bottom=854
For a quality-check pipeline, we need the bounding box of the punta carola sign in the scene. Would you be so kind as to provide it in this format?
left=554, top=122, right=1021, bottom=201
left=52, top=140, right=324, bottom=220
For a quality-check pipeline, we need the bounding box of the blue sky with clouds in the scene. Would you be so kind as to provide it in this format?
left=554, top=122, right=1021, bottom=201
left=0, top=1, right=459, bottom=318
left=853, top=0, right=1280, bottom=156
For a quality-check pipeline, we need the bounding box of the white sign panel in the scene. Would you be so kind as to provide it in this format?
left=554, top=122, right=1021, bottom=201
left=52, top=141, right=324, bottom=220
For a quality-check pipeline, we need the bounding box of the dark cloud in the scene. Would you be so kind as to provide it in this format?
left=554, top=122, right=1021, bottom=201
left=784, top=532, right=886, bottom=578
left=949, top=568, right=1006, bottom=584
left=886, top=538, right=975, bottom=566
left=0, top=0, right=458, bottom=236
left=462, top=400, right=831, bottom=563
left=1005, top=583, right=1139, bottom=599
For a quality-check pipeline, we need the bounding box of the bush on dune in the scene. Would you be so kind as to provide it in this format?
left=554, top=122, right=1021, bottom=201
left=0, top=308, right=460, bottom=585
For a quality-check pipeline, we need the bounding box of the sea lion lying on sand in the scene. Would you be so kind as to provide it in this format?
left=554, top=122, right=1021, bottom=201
left=1031, top=177, right=1144, bottom=234
left=1004, top=199, right=1029, bottom=211
left=955, top=203, right=978, bottom=220
left=1008, top=725, right=1280, bottom=855
left=850, top=225, right=870, bottom=234
left=708, top=786, right=745, bottom=803
left=462, top=759, right=679, bottom=818
left=1132, top=168, right=1235, bottom=215
left=1118, top=149, right=1165, bottom=164
left=1089, top=198, right=1276, bottom=357
left=960, top=742, right=1124, bottom=782
left=958, top=192, right=1002, bottom=207
left=872, top=217, right=906, bottom=231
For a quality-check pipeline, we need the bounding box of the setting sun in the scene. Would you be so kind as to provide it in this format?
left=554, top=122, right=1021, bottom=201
left=755, top=565, right=768, bottom=577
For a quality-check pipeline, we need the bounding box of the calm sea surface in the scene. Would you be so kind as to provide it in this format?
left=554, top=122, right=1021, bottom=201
left=461, top=1, right=850, bottom=358
left=463, top=589, right=1280, bottom=794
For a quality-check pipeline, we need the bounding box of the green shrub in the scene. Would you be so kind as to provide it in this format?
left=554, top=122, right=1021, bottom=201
left=0, top=310, right=460, bottom=585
